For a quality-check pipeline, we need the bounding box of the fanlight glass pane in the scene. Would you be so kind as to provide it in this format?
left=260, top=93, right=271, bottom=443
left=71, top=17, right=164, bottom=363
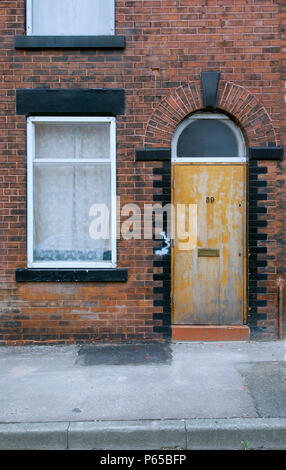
left=31, top=0, right=114, bottom=36
left=177, top=118, right=239, bottom=158
left=33, top=164, right=111, bottom=262
left=35, top=122, right=110, bottom=160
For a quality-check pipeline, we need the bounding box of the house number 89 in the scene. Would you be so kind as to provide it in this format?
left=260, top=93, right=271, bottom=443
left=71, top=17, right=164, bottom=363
left=206, top=197, right=215, bottom=203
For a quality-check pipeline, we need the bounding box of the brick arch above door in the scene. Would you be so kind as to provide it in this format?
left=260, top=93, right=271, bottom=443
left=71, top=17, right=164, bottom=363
left=144, top=80, right=279, bottom=148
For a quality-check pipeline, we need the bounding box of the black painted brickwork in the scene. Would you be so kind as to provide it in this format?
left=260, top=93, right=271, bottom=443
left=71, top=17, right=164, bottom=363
left=248, top=161, right=269, bottom=338
left=152, top=162, right=172, bottom=339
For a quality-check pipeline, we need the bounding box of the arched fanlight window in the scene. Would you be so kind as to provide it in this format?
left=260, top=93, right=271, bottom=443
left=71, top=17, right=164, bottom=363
left=172, top=113, right=246, bottom=162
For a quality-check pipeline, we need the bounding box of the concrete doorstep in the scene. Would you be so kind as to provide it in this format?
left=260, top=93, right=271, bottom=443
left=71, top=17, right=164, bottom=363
left=0, top=418, right=286, bottom=450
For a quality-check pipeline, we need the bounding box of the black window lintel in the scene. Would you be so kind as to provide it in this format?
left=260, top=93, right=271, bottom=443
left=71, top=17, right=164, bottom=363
left=16, top=88, right=125, bottom=116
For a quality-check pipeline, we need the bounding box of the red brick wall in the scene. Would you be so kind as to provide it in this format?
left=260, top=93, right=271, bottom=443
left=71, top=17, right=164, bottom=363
left=277, top=0, right=286, bottom=290
left=0, top=0, right=284, bottom=343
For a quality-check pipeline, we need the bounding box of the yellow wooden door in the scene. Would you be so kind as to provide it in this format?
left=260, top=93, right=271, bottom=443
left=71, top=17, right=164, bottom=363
left=172, top=164, right=246, bottom=325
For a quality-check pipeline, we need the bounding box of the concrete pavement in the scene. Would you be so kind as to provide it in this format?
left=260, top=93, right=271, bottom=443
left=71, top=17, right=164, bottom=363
left=0, top=341, right=285, bottom=449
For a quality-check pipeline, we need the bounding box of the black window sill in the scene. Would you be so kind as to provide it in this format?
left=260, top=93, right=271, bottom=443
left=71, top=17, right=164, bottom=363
left=14, top=35, right=125, bottom=50
left=16, top=268, right=128, bottom=283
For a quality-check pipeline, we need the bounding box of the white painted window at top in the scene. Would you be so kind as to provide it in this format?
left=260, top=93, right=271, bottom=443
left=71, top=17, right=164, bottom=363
left=172, top=113, right=246, bottom=163
left=27, top=0, right=115, bottom=36
left=27, top=117, right=117, bottom=269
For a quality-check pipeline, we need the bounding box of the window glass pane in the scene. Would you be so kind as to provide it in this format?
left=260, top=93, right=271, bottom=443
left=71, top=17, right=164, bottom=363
left=31, top=0, right=114, bottom=36
left=35, top=123, right=110, bottom=160
left=33, top=164, right=111, bottom=262
left=177, top=119, right=239, bottom=158
left=79, top=124, right=110, bottom=160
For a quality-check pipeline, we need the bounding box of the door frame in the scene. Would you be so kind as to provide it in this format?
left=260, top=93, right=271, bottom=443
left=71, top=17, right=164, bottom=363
left=171, top=162, right=248, bottom=326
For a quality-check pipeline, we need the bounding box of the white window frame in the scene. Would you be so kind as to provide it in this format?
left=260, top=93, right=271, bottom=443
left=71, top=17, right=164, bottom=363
left=26, top=0, right=115, bottom=36
left=27, top=116, right=117, bottom=269
left=26, top=0, right=32, bottom=35
left=172, top=113, right=247, bottom=163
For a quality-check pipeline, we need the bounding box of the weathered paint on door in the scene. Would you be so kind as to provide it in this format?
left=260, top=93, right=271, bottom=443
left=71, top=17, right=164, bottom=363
left=172, top=164, right=246, bottom=325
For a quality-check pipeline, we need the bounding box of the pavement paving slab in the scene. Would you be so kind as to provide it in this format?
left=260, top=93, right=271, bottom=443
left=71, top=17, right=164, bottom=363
left=235, top=361, right=286, bottom=418
left=0, top=341, right=285, bottom=449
